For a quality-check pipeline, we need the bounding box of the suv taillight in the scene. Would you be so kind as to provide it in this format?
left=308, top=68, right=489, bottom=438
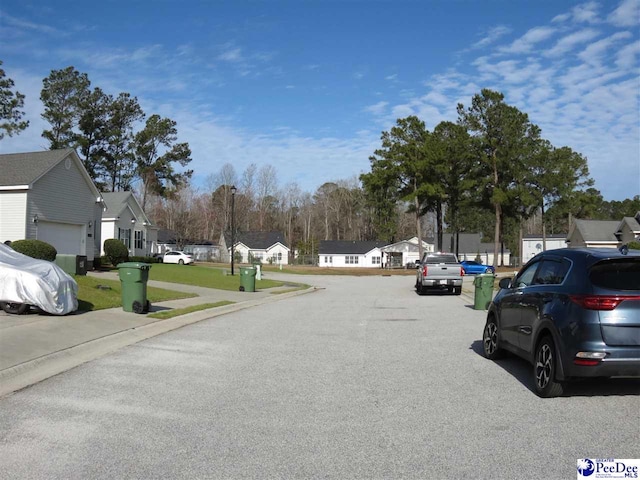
left=422, top=265, right=427, bottom=277
left=569, top=295, right=640, bottom=311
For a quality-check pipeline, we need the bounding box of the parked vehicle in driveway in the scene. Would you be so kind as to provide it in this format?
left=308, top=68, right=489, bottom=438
left=163, top=251, right=193, bottom=265
left=482, top=247, right=640, bottom=398
left=415, top=252, right=463, bottom=295
left=0, top=243, right=78, bottom=315
left=460, top=260, right=495, bottom=275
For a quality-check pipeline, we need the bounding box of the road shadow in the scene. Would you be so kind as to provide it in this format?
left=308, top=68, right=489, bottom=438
left=470, top=340, right=640, bottom=397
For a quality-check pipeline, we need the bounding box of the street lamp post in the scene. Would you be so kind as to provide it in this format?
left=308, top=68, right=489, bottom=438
left=230, top=185, right=237, bottom=275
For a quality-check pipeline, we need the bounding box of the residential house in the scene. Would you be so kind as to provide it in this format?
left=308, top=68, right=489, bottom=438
left=436, top=233, right=511, bottom=266
left=0, top=149, right=103, bottom=267
left=522, top=234, right=568, bottom=263
left=220, top=231, right=290, bottom=265
left=380, top=237, right=434, bottom=268
left=566, top=219, right=621, bottom=248
left=616, top=213, right=640, bottom=244
left=566, top=214, right=640, bottom=248
left=100, top=191, right=158, bottom=256
left=318, top=240, right=387, bottom=268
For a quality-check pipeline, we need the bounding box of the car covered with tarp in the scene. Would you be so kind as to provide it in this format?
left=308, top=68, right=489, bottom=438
left=0, top=242, right=78, bottom=315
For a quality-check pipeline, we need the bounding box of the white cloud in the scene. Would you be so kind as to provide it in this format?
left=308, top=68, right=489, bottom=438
left=218, top=46, right=243, bottom=62
left=474, top=25, right=512, bottom=49
left=607, top=0, right=640, bottom=27
left=543, top=28, right=601, bottom=57
left=364, top=101, right=388, bottom=116
left=570, top=1, right=601, bottom=24
left=499, top=26, right=556, bottom=54
left=578, top=31, right=633, bottom=65
left=615, top=39, right=640, bottom=68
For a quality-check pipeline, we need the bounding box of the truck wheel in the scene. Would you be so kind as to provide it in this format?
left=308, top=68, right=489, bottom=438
left=1, top=302, right=29, bottom=315
left=454, top=287, right=462, bottom=295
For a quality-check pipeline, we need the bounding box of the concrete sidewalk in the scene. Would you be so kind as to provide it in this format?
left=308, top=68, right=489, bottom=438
left=0, top=270, right=317, bottom=397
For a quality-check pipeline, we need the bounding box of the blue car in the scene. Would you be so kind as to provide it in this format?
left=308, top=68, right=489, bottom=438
left=460, top=260, right=495, bottom=275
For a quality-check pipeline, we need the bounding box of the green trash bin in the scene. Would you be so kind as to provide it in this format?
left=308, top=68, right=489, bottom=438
left=239, top=266, right=256, bottom=292
left=473, top=274, right=495, bottom=310
left=117, top=262, right=151, bottom=313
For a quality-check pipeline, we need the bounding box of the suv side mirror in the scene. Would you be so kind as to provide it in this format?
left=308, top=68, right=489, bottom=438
left=498, top=277, right=512, bottom=289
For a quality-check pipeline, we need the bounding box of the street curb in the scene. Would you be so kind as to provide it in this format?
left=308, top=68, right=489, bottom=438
left=0, top=287, right=319, bottom=398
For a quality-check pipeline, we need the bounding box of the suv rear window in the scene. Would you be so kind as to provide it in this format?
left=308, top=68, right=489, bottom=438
left=589, top=259, right=640, bottom=290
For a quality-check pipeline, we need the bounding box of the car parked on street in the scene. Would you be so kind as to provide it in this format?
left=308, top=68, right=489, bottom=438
left=163, top=251, right=193, bottom=265
left=0, top=243, right=78, bottom=315
left=460, top=260, right=495, bottom=275
left=482, top=247, right=640, bottom=397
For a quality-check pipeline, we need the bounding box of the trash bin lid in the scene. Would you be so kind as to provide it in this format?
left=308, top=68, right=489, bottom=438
left=117, top=262, right=151, bottom=270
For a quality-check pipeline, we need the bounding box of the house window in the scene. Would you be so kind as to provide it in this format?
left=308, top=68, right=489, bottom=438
left=372, top=256, right=381, bottom=265
left=346, top=255, right=359, bottom=265
left=118, top=228, right=131, bottom=249
left=134, top=230, right=143, bottom=249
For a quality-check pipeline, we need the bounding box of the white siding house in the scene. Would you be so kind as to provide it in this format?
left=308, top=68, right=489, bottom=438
left=0, top=149, right=104, bottom=265
left=318, top=241, right=387, bottom=268
left=220, top=231, right=290, bottom=265
left=522, top=234, right=568, bottom=263
left=101, top=191, right=158, bottom=256
left=380, top=237, right=434, bottom=268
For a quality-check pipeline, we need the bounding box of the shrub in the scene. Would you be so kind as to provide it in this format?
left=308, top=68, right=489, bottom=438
left=627, top=241, right=640, bottom=251
left=104, top=239, right=129, bottom=266
left=129, top=255, right=161, bottom=263
left=11, top=239, right=57, bottom=261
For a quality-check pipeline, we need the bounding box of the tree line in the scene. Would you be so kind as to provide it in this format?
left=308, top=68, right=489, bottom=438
left=1, top=62, right=638, bottom=264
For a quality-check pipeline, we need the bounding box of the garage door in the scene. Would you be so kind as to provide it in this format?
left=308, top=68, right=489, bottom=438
left=38, top=221, right=83, bottom=255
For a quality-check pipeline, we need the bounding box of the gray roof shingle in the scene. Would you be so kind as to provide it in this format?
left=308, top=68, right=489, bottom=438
left=101, top=191, right=138, bottom=218
left=574, top=219, right=620, bottom=242
left=225, top=231, right=289, bottom=249
left=319, top=240, right=387, bottom=255
left=0, top=149, right=74, bottom=186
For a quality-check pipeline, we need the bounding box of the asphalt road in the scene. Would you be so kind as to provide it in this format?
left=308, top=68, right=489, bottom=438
left=1, top=274, right=638, bottom=479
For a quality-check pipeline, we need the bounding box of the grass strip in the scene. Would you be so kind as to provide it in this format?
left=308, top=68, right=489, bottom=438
left=269, top=284, right=311, bottom=294
left=148, top=301, right=235, bottom=320
left=76, top=276, right=196, bottom=312
left=148, top=264, right=285, bottom=290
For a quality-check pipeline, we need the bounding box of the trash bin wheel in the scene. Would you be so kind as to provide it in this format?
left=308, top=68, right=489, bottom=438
left=144, top=300, right=151, bottom=313
left=239, top=286, right=245, bottom=292
left=132, top=300, right=145, bottom=314
left=0, top=301, right=29, bottom=315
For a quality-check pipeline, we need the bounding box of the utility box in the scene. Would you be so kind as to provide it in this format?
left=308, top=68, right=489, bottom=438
left=55, top=254, right=87, bottom=276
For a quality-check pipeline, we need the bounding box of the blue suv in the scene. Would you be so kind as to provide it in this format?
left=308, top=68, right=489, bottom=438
left=482, top=247, right=640, bottom=397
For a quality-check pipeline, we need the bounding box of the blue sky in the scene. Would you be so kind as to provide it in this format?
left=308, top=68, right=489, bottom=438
left=1, top=0, right=639, bottom=201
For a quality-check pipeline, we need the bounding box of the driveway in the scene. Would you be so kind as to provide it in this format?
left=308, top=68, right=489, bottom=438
left=0, top=274, right=637, bottom=479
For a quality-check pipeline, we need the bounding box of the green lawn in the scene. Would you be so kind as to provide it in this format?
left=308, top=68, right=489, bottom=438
left=148, top=263, right=286, bottom=291
left=76, top=275, right=196, bottom=312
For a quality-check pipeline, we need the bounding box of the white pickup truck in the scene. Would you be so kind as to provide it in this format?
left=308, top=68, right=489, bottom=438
left=415, top=252, right=464, bottom=295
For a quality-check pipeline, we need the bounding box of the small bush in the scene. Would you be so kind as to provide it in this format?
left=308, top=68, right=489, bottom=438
left=129, top=255, right=161, bottom=263
left=104, top=239, right=129, bottom=266
left=627, top=241, right=640, bottom=251
left=11, top=239, right=57, bottom=261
